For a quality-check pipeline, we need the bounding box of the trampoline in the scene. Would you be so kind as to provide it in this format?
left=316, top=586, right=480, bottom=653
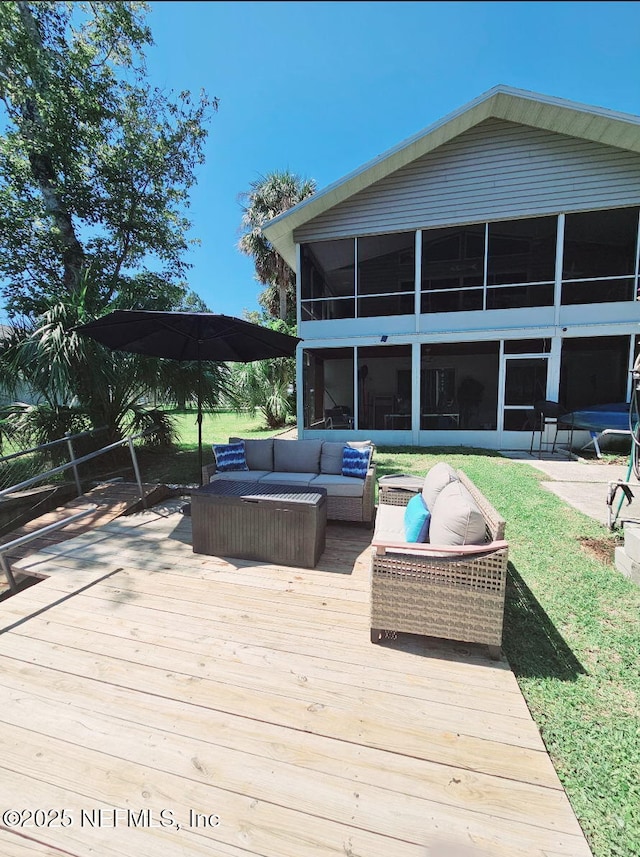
left=561, top=402, right=632, bottom=457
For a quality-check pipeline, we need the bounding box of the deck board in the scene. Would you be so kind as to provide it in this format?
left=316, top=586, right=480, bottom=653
left=0, top=501, right=593, bottom=856
left=0, top=483, right=173, bottom=592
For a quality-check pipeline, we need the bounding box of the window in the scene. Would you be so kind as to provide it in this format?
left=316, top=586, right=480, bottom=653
left=421, top=217, right=556, bottom=313
left=559, top=336, right=630, bottom=411
left=357, top=232, right=415, bottom=318
left=421, top=226, right=484, bottom=313
left=504, top=338, right=552, bottom=354
left=299, top=208, right=640, bottom=322
left=420, top=342, right=499, bottom=430
left=302, top=345, right=412, bottom=430
left=303, top=348, right=354, bottom=429
left=487, top=217, right=556, bottom=309
left=301, top=233, right=415, bottom=320
left=301, top=239, right=355, bottom=320
left=561, top=208, right=639, bottom=305
left=357, top=345, right=412, bottom=430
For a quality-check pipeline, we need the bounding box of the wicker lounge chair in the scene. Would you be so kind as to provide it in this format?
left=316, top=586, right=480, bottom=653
left=370, top=469, right=508, bottom=658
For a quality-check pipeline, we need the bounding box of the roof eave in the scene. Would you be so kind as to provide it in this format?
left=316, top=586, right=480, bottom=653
left=264, top=86, right=640, bottom=268
left=263, top=89, right=498, bottom=266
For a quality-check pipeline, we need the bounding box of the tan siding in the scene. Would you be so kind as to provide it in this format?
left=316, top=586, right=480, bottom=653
left=294, top=119, right=640, bottom=242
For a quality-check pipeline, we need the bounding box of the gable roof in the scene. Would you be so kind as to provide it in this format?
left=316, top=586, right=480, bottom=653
left=263, top=85, right=640, bottom=268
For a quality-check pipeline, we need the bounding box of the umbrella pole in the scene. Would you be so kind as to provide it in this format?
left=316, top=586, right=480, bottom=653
left=197, top=363, right=203, bottom=486
left=198, top=400, right=203, bottom=485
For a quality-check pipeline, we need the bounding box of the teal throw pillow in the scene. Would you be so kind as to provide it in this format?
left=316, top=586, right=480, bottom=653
left=341, top=445, right=371, bottom=479
left=212, top=440, right=249, bottom=472
left=404, top=494, right=431, bottom=543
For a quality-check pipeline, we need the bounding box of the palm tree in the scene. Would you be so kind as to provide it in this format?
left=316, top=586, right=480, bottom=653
left=0, top=283, right=230, bottom=449
left=231, top=357, right=295, bottom=429
left=238, top=170, right=316, bottom=322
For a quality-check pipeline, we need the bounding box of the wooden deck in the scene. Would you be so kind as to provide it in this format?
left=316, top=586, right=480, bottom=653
left=0, top=499, right=593, bottom=857
left=0, top=482, right=173, bottom=597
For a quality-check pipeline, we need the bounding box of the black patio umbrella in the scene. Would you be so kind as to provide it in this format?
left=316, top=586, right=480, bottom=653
left=73, top=310, right=300, bottom=482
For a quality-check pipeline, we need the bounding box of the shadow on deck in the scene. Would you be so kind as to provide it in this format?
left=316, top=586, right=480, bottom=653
left=0, top=482, right=175, bottom=598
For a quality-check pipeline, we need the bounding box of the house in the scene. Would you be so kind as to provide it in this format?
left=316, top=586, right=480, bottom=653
left=263, top=86, right=640, bottom=450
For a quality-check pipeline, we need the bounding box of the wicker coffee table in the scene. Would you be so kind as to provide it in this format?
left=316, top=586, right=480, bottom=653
left=191, top=480, right=327, bottom=568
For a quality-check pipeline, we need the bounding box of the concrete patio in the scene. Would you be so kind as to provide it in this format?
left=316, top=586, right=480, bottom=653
left=501, top=450, right=640, bottom=528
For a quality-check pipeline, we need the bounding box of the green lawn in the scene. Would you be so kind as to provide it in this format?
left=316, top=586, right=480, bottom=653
left=136, top=409, right=290, bottom=484
left=135, top=421, right=639, bottom=857
left=378, top=446, right=640, bottom=857
left=168, top=408, right=282, bottom=448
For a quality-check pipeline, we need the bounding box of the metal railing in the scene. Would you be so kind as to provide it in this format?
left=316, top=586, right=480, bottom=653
left=0, top=429, right=155, bottom=593
left=0, top=430, right=152, bottom=505
left=0, top=505, right=98, bottom=592
left=0, top=426, right=108, bottom=494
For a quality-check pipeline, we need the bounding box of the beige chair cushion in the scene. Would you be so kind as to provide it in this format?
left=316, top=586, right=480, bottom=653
left=429, top=480, right=486, bottom=546
left=422, top=462, right=459, bottom=510
left=373, top=504, right=406, bottom=543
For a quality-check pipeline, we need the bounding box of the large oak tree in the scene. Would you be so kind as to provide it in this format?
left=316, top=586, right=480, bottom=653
left=0, top=2, right=226, bottom=451
left=0, top=0, right=216, bottom=317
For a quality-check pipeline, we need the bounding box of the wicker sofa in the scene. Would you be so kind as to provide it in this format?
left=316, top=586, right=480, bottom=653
left=370, top=465, right=508, bottom=657
left=201, top=437, right=376, bottom=525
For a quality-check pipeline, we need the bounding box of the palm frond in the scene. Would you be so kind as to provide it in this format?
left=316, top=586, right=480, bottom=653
left=238, top=170, right=316, bottom=320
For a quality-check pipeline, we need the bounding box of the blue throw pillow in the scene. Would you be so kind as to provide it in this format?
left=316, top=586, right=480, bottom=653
left=212, top=441, right=249, bottom=472
left=341, top=445, right=371, bottom=479
left=404, top=494, right=431, bottom=543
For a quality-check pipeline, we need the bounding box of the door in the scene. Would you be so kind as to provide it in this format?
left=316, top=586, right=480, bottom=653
left=502, top=356, right=549, bottom=432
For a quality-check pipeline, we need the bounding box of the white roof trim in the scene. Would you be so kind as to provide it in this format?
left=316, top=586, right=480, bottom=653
left=264, top=85, right=640, bottom=268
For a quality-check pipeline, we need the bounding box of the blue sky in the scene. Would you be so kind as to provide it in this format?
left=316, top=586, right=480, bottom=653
left=144, top=0, right=640, bottom=318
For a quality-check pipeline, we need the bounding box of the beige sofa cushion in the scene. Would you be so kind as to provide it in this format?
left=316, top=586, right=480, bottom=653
left=429, top=480, right=486, bottom=545
left=273, top=439, right=322, bottom=473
